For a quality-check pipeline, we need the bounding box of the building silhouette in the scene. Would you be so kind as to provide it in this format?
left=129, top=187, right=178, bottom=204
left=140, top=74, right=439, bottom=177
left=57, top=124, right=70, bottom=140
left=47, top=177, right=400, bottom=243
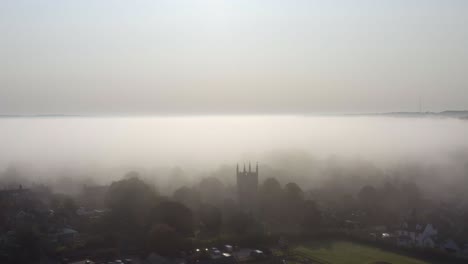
left=236, top=162, right=258, bottom=214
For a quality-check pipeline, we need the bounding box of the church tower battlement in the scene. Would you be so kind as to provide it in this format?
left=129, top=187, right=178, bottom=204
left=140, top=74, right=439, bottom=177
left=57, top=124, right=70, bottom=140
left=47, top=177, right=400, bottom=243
left=236, top=162, right=258, bottom=213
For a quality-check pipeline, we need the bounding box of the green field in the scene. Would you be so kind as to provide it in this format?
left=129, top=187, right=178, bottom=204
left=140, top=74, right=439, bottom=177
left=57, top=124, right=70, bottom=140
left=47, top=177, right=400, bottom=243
left=292, top=240, right=431, bottom=264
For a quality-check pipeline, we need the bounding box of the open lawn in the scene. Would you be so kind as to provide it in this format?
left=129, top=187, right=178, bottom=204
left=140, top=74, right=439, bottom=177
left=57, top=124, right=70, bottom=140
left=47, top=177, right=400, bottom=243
left=293, top=240, right=432, bottom=264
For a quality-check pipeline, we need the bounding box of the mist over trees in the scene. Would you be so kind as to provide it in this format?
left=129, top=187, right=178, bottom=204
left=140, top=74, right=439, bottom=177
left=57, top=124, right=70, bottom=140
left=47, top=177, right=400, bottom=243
left=2, top=148, right=468, bottom=261
left=2, top=0, right=468, bottom=261
left=2, top=148, right=468, bottom=202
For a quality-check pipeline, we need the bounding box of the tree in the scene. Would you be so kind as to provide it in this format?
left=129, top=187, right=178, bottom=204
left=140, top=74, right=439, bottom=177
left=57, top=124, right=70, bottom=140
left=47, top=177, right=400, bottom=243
left=146, top=223, right=189, bottom=256
left=400, top=181, right=421, bottom=208
left=301, top=200, right=322, bottom=231
left=7, top=229, right=41, bottom=264
left=167, top=167, right=189, bottom=194
left=357, top=185, right=380, bottom=225
left=198, top=177, right=225, bottom=205
left=380, top=182, right=402, bottom=225
left=226, top=211, right=254, bottom=234
left=150, top=201, right=193, bottom=236
left=106, top=176, right=157, bottom=223
left=199, top=204, right=222, bottom=235
left=358, top=185, right=378, bottom=205
left=49, top=194, right=78, bottom=223
left=282, top=182, right=304, bottom=225
left=0, top=166, right=28, bottom=189
left=259, top=178, right=283, bottom=223
left=62, top=197, right=78, bottom=217
left=104, top=175, right=158, bottom=246
left=123, top=170, right=140, bottom=179
left=261, top=177, right=282, bottom=195
left=284, top=182, right=304, bottom=201
left=173, top=186, right=201, bottom=210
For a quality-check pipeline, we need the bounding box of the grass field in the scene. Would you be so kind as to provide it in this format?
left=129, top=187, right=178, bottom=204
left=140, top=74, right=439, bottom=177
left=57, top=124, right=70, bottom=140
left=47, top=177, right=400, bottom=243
left=293, top=240, right=431, bottom=264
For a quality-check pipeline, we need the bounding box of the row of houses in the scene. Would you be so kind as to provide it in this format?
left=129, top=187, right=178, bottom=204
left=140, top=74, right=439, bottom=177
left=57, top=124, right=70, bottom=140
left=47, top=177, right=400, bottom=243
left=396, top=222, right=468, bottom=256
left=377, top=222, right=468, bottom=258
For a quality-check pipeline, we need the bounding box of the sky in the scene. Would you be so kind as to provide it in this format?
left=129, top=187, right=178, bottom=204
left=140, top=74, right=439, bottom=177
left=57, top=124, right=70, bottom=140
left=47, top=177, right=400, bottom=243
left=1, top=0, right=467, bottom=115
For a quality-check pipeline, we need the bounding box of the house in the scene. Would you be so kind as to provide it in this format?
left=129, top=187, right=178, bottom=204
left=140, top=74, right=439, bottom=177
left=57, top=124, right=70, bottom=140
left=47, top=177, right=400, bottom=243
left=415, top=224, right=437, bottom=248
left=396, top=223, right=438, bottom=248
left=462, top=244, right=468, bottom=258
left=440, top=239, right=461, bottom=254
left=0, top=186, right=33, bottom=227
left=396, top=223, right=417, bottom=247
left=48, top=227, right=79, bottom=246
left=76, top=207, right=110, bottom=219
left=344, top=220, right=361, bottom=230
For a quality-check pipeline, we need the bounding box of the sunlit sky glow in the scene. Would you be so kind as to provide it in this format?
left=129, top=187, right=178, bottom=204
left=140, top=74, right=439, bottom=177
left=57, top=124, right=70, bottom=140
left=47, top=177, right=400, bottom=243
left=1, top=0, right=467, bottom=114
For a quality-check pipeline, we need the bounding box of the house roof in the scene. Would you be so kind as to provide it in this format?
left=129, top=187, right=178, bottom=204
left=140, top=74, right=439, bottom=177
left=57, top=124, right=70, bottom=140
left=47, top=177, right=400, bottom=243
left=58, top=228, right=78, bottom=235
left=442, top=239, right=460, bottom=251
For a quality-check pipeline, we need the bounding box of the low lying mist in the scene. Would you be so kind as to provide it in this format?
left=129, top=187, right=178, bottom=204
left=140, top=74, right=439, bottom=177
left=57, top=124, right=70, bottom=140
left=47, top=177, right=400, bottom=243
left=1, top=115, right=468, bottom=199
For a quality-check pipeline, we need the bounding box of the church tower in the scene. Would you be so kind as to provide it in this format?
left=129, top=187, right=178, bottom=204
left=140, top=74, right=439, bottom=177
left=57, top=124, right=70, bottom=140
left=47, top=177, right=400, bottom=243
left=236, top=162, right=259, bottom=213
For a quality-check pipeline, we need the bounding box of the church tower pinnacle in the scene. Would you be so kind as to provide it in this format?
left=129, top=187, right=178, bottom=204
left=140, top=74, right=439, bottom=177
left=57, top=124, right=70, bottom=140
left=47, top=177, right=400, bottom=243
left=236, top=162, right=259, bottom=214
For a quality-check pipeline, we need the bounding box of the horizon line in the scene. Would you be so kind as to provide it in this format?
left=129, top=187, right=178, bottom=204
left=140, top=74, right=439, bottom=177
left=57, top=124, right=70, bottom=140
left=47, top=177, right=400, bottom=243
left=0, top=110, right=467, bottom=119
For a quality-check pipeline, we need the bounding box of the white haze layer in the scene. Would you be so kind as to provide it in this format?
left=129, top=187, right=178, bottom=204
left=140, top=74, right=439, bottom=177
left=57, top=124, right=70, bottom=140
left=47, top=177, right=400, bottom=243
left=1, top=116, right=467, bottom=175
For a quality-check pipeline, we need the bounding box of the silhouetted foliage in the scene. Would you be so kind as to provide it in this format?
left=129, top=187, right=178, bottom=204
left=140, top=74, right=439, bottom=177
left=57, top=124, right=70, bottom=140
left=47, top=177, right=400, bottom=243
left=106, top=175, right=158, bottom=224
left=150, top=201, right=193, bottom=236
left=173, top=186, right=201, bottom=210
left=284, top=182, right=304, bottom=201
left=226, top=211, right=255, bottom=234
left=7, top=229, right=41, bottom=264
left=103, top=174, right=159, bottom=247
left=301, top=200, right=322, bottom=231
left=146, top=223, right=189, bottom=256
left=199, top=177, right=225, bottom=206
left=261, top=177, right=282, bottom=194
left=199, top=204, right=222, bottom=235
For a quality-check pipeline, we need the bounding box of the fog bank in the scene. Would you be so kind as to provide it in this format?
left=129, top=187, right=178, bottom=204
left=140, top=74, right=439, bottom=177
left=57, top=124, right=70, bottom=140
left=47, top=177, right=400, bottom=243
left=1, top=116, right=467, bottom=194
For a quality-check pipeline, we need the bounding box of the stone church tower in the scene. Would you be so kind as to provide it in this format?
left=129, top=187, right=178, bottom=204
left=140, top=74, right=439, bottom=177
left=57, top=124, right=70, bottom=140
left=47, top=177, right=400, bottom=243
left=236, top=162, right=258, bottom=213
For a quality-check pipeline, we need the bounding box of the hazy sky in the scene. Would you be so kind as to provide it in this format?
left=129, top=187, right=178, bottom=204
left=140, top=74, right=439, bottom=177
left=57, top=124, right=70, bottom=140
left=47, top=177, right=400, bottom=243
left=1, top=0, right=467, bottom=114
